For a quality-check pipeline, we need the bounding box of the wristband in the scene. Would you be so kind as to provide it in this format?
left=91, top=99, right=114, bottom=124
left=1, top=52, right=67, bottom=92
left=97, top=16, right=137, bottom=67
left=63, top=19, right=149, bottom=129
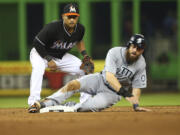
left=81, top=50, right=87, bottom=56
left=133, top=104, right=139, bottom=110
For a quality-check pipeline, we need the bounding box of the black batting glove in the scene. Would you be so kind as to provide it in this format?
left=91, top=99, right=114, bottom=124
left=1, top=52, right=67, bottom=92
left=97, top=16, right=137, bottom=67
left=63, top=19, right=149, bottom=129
left=117, top=87, right=133, bottom=97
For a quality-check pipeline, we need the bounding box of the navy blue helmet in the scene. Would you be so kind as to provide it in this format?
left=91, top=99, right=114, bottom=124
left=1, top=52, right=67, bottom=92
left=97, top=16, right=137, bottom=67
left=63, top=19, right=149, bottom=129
left=127, top=34, right=145, bottom=49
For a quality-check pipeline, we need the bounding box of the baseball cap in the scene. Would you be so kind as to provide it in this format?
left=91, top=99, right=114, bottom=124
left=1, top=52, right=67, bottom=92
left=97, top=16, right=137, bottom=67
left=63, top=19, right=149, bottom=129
left=63, top=3, right=80, bottom=16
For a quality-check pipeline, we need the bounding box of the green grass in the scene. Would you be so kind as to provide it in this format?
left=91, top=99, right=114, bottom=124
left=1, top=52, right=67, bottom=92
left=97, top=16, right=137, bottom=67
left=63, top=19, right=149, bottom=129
left=115, top=93, right=180, bottom=106
left=0, top=93, right=180, bottom=108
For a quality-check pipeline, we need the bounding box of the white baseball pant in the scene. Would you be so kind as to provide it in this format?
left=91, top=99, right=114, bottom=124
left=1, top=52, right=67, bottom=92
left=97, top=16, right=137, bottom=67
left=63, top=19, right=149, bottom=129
left=28, top=48, right=91, bottom=106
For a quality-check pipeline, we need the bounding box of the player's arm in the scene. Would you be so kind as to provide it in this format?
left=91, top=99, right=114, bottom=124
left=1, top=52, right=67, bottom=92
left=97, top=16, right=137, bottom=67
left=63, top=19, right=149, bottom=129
left=104, top=48, right=121, bottom=91
left=105, top=72, right=121, bottom=92
left=76, top=40, right=88, bottom=57
left=104, top=48, right=132, bottom=97
left=34, top=24, right=57, bottom=71
left=132, top=88, right=141, bottom=103
left=126, top=67, right=151, bottom=112
left=34, top=24, right=52, bottom=60
left=125, top=88, right=151, bottom=112
left=105, top=71, right=133, bottom=98
left=126, top=88, right=141, bottom=108
left=76, top=26, right=88, bottom=57
left=77, top=41, right=94, bottom=74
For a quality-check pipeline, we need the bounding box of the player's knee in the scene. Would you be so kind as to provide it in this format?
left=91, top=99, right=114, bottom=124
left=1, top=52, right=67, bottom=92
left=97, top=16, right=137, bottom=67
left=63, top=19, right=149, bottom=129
left=66, top=80, right=80, bottom=91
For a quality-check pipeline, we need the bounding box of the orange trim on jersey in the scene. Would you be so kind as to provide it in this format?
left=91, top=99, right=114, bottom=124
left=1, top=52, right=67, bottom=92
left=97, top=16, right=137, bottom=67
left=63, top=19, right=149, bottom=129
left=64, top=13, right=80, bottom=16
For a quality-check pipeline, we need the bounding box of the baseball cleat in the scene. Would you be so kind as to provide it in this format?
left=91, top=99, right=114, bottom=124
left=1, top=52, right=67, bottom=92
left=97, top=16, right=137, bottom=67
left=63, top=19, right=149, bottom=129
left=28, top=101, right=41, bottom=113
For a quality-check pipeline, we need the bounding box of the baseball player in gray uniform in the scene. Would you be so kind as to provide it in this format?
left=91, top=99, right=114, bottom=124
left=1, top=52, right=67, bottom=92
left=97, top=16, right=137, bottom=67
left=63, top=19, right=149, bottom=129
left=29, top=34, right=151, bottom=113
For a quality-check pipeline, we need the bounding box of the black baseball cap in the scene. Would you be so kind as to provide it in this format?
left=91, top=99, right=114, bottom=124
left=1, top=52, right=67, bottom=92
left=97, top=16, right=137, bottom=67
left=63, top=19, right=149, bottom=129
left=63, top=3, right=80, bottom=16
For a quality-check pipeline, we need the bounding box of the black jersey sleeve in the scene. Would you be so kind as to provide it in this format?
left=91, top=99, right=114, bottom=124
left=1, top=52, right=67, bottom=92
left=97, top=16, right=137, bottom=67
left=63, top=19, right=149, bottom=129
left=36, top=23, right=53, bottom=46
left=33, top=39, right=52, bottom=60
left=33, top=23, right=55, bottom=60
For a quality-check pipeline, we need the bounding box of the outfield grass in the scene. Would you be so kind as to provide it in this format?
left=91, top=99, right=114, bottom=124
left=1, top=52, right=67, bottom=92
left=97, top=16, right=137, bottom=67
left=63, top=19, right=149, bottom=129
left=0, top=93, right=180, bottom=108
left=115, top=93, right=180, bottom=106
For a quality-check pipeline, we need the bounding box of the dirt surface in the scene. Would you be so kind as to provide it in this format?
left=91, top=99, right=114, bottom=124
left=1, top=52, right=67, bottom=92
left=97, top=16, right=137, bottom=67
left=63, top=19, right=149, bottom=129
left=0, top=106, right=180, bottom=135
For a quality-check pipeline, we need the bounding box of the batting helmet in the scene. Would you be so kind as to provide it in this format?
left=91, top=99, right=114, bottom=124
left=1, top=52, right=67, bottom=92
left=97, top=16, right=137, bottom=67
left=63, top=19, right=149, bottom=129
left=127, top=34, right=145, bottom=49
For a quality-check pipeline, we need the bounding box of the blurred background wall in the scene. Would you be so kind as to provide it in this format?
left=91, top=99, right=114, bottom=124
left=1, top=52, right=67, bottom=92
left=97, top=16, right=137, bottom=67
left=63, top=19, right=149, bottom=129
left=0, top=0, right=180, bottom=94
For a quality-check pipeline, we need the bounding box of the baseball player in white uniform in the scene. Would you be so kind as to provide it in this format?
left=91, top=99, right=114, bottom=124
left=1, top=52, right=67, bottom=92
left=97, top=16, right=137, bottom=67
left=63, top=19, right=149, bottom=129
left=29, top=34, right=151, bottom=113
left=28, top=3, right=94, bottom=112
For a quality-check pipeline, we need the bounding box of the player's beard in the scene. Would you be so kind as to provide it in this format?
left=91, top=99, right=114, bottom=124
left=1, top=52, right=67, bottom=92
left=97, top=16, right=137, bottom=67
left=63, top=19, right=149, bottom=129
left=126, top=49, right=139, bottom=64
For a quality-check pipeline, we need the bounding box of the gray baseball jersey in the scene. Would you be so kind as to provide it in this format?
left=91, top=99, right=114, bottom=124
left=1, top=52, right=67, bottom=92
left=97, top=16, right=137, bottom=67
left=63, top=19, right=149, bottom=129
left=46, top=47, right=147, bottom=112
left=102, top=47, right=147, bottom=89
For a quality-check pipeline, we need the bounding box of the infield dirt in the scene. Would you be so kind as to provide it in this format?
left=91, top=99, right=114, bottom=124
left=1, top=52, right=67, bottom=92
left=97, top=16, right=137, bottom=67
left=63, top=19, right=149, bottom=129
left=0, top=106, right=180, bottom=135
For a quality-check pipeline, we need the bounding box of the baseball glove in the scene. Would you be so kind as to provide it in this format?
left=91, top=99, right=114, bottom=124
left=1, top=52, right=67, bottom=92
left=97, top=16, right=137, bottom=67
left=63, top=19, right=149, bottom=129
left=80, top=55, right=94, bottom=75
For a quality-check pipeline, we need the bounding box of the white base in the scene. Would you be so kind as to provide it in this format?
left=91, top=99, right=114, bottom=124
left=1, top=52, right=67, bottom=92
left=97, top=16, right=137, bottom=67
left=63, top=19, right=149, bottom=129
left=40, top=105, right=76, bottom=113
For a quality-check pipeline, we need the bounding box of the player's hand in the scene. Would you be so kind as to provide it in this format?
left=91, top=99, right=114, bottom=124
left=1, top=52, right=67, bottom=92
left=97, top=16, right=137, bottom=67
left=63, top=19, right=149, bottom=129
left=126, top=97, right=152, bottom=112
left=134, top=107, right=152, bottom=112
left=48, top=60, right=57, bottom=71
left=80, top=55, right=94, bottom=75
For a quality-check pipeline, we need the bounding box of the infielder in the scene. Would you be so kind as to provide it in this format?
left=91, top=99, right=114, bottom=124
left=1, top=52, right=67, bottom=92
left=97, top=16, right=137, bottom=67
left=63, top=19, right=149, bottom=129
left=28, top=3, right=94, bottom=111
left=29, top=34, right=151, bottom=113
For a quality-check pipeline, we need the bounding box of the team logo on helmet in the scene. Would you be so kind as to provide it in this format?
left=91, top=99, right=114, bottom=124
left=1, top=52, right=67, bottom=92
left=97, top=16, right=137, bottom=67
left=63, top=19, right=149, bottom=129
left=137, top=38, right=143, bottom=44
left=69, top=6, right=76, bottom=12
left=130, top=37, right=135, bottom=41
left=127, top=34, right=145, bottom=49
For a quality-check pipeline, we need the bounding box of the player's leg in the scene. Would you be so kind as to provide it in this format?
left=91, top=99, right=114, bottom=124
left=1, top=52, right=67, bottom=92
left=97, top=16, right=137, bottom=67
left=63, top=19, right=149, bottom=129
left=28, top=73, right=100, bottom=113
left=74, top=73, right=121, bottom=112
left=54, top=53, right=84, bottom=76
left=54, top=53, right=92, bottom=103
left=43, top=73, right=97, bottom=106
left=75, top=92, right=121, bottom=112
left=28, top=48, right=48, bottom=106
left=79, top=92, right=92, bottom=103
left=39, top=91, right=121, bottom=113
left=28, top=79, right=80, bottom=113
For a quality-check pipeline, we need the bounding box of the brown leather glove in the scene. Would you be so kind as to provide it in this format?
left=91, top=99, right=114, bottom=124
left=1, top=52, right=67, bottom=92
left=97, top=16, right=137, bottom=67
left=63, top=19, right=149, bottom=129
left=80, top=56, right=94, bottom=75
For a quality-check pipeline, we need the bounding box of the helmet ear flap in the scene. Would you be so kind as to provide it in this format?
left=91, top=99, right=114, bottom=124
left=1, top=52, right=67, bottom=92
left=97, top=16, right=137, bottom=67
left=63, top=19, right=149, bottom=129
left=126, top=39, right=133, bottom=48
left=126, top=34, right=145, bottom=49
left=126, top=42, right=131, bottom=48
